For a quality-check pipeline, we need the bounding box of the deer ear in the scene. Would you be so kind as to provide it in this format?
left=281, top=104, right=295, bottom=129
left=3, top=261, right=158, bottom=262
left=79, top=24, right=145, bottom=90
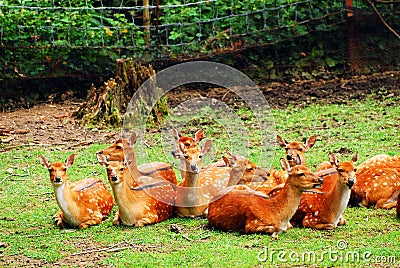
left=97, top=153, right=108, bottom=167
left=329, top=154, right=339, bottom=167
left=305, top=135, right=317, bottom=150
left=280, top=158, right=292, bottom=172
left=65, top=154, right=75, bottom=168
left=202, top=139, right=212, bottom=154
left=352, top=152, right=358, bottom=163
left=172, top=128, right=181, bottom=140
left=129, top=133, right=137, bottom=146
left=277, top=135, right=287, bottom=148
left=39, top=156, right=50, bottom=169
left=194, top=129, right=205, bottom=143
left=295, top=156, right=302, bottom=166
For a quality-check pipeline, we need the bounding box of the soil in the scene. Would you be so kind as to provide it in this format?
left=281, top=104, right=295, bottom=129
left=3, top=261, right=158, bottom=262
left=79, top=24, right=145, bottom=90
left=1, top=71, right=400, bottom=267
left=2, top=70, right=400, bottom=150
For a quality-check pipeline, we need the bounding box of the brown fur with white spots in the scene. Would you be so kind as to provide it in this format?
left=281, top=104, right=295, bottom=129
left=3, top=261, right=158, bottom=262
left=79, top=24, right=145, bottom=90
left=277, top=135, right=317, bottom=167
left=207, top=159, right=323, bottom=237
left=350, top=155, right=400, bottom=209
left=96, top=133, right=177, bottom=187
left=97, top=155, right=175, bottom=226
left=175, top=143, right=270, bottom=217
left=223, top=154, right=286, bottom=194
left=291, top=153, right=357, bottom=230
left=175, top=140, right=228, bottom=217
left=39, top=154, right=114, bottom=229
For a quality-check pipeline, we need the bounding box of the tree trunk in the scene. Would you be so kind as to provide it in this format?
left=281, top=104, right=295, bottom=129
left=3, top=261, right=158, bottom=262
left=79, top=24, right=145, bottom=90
left=73, top=58, right=168, bottom=127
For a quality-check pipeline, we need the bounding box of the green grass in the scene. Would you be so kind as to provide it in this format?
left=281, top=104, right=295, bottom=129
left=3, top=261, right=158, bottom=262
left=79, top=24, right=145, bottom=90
left=1, top=97, right=400, bottom=267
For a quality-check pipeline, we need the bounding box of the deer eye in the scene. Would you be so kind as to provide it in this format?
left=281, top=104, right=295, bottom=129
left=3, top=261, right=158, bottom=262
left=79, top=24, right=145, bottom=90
left=63, top=168, right=67, bottom=172
left=184, top=155, right=189, bottom=159
left=298, top=148, right=304, bottom=152
left=199, top=155, right=203, bottom=159
left=185, top=143, right=191, bottom=147
left=116, top=145, right=123, bottom=150
left=119, top=168, right=124, bottom=172
left=246, top=166, right=254, bottom=171
left=338, top=168, right=344, bottom=172
left=354, top=168, right=357, bottom=172
left=298, top=173, right=305, bottom=177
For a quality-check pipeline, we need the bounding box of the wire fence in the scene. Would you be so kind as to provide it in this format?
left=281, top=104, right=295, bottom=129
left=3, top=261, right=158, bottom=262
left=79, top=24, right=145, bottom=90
left=0, top=0, right=399, bottom=80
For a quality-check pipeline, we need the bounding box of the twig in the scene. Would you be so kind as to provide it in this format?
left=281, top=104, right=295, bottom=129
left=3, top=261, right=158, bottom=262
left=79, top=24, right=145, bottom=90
left=0, top=173, right=30, bottom=184
left=29, top=192, right=53, bottom=196
left=70, top=242, right=128, bottom=256
left=367, top=0, right=400, bottom=40
left=182, top=234, right=194, bottom=242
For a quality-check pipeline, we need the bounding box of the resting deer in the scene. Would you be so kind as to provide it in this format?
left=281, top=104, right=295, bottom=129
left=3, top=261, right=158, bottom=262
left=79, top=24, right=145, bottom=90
left=207, top=159, right=323, bottom=237
left=39, top=154, right=114, bottom=229
left=172, top=128, right=227, bottom=168
left=96, top=133, right=177, bottom=186
left=291, top=153, right=357, bottom=230
left=350, top=155, right=400, bottom=209
left=223, top=153, right=285, bottom=194
left=97, top=154, right=175, bottom=226
left=171, top=128, right=204, bottom=158
left=175, top=142, right=270, bottom=217
left=277, top=134, right=317, bottom=167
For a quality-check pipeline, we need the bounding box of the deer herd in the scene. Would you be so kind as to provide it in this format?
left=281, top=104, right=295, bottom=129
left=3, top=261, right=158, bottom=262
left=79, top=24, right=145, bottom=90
left=39, top=130, right=400, bottom=237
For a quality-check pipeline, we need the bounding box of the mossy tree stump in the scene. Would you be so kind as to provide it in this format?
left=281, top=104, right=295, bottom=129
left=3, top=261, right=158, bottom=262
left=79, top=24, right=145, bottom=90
left=73, top=58, right=169, bottom=127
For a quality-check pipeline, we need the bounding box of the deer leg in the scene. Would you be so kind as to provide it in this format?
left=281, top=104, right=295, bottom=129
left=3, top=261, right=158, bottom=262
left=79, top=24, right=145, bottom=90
left=337, top=215, right=346, bottom=226
left=374, top=198, right=396, bottom=209
left=53, top=210, right=65, bottom=228
left=78, top=212, right=104, bottom=229
left=112, top=210, right=121, bottom=226
left=380, top=201, right=397, bottom=210
left=135, top=214, right=159, bottom=227
left=310, top=222, right=335, bottom=230
left=245, top=220, right=277, bottom=234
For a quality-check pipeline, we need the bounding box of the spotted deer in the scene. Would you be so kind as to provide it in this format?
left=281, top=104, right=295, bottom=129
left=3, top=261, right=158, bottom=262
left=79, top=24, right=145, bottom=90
left=175, top=142, right=270, bottom=217
left=96, top=133, right=177, bottom=187
left=39, top=154, right=114, bottom=229
left=207, top=159, right=323, bottom=237
left=291, top=153, right=357, bottom=230
left=223, top=153, right=285, bottom=194
left=277, top=135, right=317, bottom=167
left=172, top=128, right=226, bottom=168
left=97, top=154, right=175, bottom=226
left=350, top=155, right=400, bottom=209
left=171, top=128, right=204, bottom=158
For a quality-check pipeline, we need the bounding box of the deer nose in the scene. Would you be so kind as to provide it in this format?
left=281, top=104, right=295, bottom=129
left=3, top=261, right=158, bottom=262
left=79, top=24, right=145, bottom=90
left=111, top=175, right=118, bottom=182
left=190, top=164, right=199, bottom=173
left=54, top=177, right=62, bottom=183
left=347, top=178, right=355, bottom=188
left=286, top=154, right=293, bottom=161
left=96, top=150, right=103, bottom=155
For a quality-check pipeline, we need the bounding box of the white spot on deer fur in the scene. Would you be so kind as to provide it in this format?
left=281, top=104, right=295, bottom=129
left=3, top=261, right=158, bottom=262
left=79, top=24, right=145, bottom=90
left=314, top=211, right=319, bottom=216
left=309, top=204, right=312, bottom=209
left=383, top=182, right=388, bottom=186
left=373, top=183, right=378, bottom=187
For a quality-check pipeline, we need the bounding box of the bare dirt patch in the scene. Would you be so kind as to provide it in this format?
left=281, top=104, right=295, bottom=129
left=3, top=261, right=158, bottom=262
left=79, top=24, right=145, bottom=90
left=1, top=71, right=400, bottom=149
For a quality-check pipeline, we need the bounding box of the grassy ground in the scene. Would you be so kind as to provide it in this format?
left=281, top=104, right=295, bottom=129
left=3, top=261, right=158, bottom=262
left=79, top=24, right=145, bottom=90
left=1, top=96, right=400, bottom=267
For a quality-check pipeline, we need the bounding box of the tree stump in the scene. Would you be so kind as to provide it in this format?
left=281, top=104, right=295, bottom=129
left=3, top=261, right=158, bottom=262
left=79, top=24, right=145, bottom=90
left=73, top=58, right=169, bottom=127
